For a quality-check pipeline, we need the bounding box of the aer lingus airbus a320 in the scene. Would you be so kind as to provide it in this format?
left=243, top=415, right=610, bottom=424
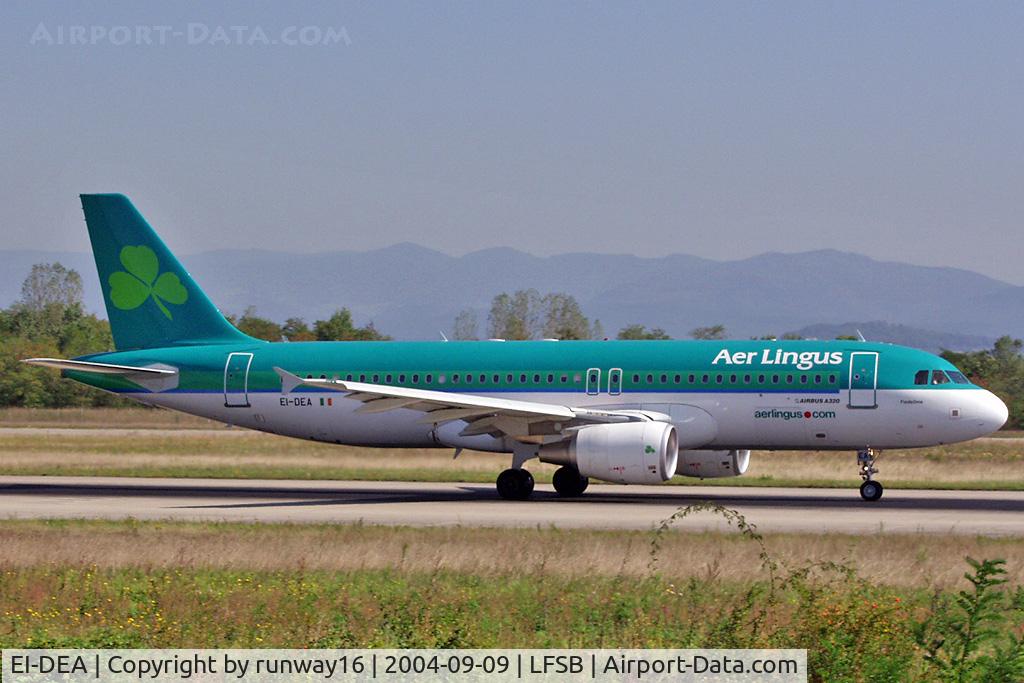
left=24, top=195, right=1009, bottom=501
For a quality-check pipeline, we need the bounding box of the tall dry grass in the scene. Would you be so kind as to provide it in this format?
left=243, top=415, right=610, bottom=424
left=1, top=518, right=1022, bottom=589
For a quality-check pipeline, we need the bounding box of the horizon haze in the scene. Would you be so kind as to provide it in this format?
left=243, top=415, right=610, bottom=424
left=2, top=241, right=1019, bottom=350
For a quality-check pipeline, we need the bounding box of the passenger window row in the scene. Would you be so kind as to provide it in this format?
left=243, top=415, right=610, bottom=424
left=306, top=372, right=584, bottom=386
left=630, top=372, right=838, bottom=386
left=301, top=371, right=840, bottom=388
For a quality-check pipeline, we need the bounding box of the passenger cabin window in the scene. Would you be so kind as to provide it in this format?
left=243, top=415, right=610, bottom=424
left=948, top=371, right=970, bottom=384
left=932, top=370, right=951, bottom=385
left=688, top=374, right=696, bottom=383
left=914, top=370, right=929, bottom=385
left=674, top=374, right=681, bottom=383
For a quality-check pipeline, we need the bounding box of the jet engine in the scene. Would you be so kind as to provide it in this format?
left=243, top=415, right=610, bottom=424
left=539, top=421, right=678, bottom=484
left=677, top=449, right=751, bottom=478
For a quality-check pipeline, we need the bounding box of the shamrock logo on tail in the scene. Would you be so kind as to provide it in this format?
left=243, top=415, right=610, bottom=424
left=644, top=445, right=656, bottom=454
left=108, top=245, right=188, bottom=320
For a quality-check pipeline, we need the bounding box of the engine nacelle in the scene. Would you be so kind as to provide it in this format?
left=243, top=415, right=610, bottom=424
left=677, top=449, right=751, bottom=478
left=539, top=421, right=678, bottom=484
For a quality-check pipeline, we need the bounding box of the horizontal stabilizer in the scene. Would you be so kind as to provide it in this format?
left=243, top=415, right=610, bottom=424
left=21, top=358, right=177, bottom=376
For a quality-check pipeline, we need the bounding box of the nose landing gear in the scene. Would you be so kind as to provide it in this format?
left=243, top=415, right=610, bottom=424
left=857, top=448, right=883, bottom=501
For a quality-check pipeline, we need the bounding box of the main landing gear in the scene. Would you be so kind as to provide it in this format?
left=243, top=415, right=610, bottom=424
left=496, top=465, right=590, bottom=500
left=552, top=466, right=589, bottom=497
left=857, top=448, right=884, bottom=501
left=497, top=444, right=538, bottom=500
left=495, top=466, right=590, bottom=500
left=496, top=444, right=590, bottom=500
left=496, top=468, right=534, bottom=500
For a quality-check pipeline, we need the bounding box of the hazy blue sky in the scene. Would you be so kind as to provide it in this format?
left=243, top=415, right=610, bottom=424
left=2, top=2, right=1022, bottom=283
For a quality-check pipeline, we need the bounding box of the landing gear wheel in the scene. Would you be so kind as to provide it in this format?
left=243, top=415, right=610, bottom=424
left=860, top=480, right=884, bottom=502
left=856, top=448, right=883, bottom=501
left=552, top=466, right=589, bottom=497
left=496, top=468, right=534, bottom=500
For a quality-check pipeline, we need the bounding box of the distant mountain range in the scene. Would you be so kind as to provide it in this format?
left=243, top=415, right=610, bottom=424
left=1, top=245, right=1020, bottom=351
left=785, top=322, right=995, bottom=354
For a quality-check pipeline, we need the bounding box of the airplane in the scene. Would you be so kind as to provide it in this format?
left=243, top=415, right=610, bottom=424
left=23, top=194, right=1009, bottom=502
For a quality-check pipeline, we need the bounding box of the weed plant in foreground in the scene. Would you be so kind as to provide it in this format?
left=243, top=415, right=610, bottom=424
left=0, top=509, right=1022, bottom=682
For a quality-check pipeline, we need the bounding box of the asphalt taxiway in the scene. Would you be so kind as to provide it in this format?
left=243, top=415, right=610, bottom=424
left=1, top=476, right=1021, bottom=535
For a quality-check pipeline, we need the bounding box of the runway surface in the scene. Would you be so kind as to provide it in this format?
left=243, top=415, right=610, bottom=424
left=1, top=476, right=1022, bottom=535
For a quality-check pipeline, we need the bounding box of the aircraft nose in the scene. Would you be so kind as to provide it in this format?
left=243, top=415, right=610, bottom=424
left=978, top=390, right=1009, bottom=433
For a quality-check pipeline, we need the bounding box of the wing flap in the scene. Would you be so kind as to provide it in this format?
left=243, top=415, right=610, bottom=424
left=272, top=367, right=660, bottom=440
left=417, top=407, right=496, bottom=425
left=274, top=367, right=574, bottom=420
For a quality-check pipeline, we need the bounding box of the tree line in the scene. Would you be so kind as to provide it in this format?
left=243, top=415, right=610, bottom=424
left=2, top=263, right=1022, bottom=428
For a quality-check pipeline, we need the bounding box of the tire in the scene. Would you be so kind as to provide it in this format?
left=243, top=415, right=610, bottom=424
left=552, top=466, right=589, bottom=497
left=497, top=468, right=534, bottom=500
left=860, top=480, right=884, bottom=502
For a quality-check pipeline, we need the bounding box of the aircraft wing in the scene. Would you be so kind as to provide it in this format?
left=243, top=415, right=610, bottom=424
left=274, top=367, right=645, bottom=441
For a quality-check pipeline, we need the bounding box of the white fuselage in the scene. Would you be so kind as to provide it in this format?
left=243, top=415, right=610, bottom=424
left=137, top=384, right=1005, bottom=453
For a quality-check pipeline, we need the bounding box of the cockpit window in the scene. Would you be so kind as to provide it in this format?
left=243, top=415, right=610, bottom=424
left=914, top=370, right=929, bottom=385
left=931, top=370, right=951, bottom=385
left=947, top=371, right=970, bottom=384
